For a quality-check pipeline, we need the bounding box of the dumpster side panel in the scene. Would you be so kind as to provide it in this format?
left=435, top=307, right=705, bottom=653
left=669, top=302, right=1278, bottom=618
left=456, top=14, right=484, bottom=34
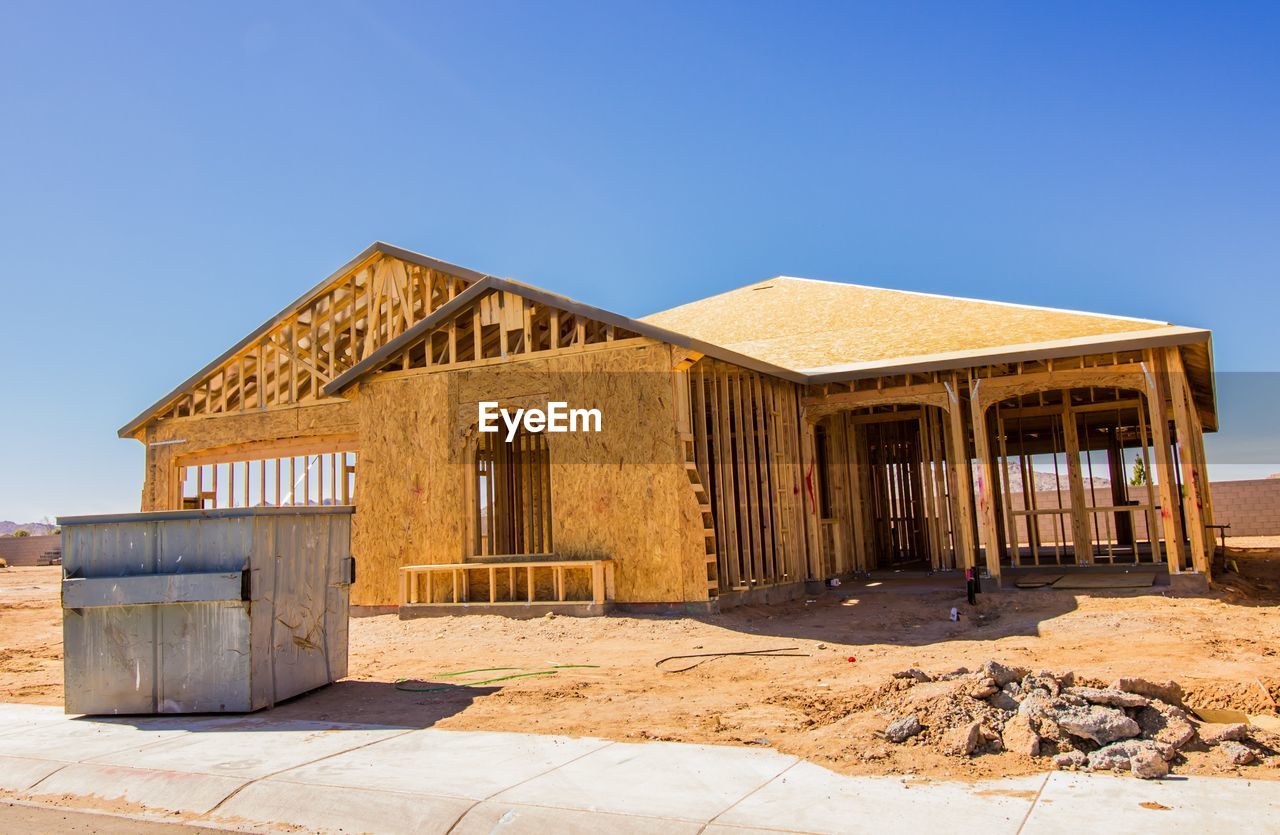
left=64, top=520, right=161, bottom=714
left=267, top=513, right=336, bottom=703
left=64, top=605, right=159, bottom=714
left=157, top=516, right=253, bottom=573
left=157, top=602, right=252, bottom=712
left=326, top=514, right=351, bottom=681
left=248, top=517, right=277, bottom=709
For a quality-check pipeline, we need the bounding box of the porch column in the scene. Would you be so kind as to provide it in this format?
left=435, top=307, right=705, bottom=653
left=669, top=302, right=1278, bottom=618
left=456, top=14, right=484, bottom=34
left=968, top=379, right=1003, bottom=581
left=1166, top=348, right=1212, bottom=577
left=1143, top=349, right=1185, bottom=572
left=945, top=377, right=978, bottom=571
left=1060, top=399, right=1095, bottom=564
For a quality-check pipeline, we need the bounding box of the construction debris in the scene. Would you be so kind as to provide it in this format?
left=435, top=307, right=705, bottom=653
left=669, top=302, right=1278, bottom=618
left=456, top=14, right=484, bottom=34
left=884, top=715, right=923, bottom=743
left=878, top=661, right=1280, bottom=779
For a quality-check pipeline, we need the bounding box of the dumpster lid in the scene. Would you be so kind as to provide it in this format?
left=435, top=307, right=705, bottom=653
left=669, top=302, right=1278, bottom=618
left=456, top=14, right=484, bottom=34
left=58, top=505, right=355, bottom=526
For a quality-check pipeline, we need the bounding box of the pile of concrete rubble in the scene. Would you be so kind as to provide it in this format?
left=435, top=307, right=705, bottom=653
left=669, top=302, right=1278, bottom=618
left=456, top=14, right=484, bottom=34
left=879, top=660, right=1278, bottom=779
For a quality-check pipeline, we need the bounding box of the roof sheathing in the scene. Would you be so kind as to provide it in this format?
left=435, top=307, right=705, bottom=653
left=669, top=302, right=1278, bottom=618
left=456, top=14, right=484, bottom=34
left=640, top=276, right=1185, bottom=375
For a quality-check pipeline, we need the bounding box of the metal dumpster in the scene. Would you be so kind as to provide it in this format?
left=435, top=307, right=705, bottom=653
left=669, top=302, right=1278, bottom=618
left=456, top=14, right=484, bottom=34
left=58, top=506, right=354, bottom=715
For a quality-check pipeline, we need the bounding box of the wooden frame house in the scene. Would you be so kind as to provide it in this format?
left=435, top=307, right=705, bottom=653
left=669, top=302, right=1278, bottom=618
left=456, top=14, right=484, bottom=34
left=121, top=242, right=1219, bottom=613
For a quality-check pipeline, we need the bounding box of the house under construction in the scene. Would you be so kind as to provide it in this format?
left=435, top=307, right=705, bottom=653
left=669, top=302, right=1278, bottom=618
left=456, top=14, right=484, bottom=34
left=120, top=243, right=1218, bottom=613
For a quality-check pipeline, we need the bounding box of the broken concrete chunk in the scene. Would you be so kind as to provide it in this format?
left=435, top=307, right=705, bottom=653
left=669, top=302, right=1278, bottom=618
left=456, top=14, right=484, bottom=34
left=892, top=668, right=932, bottom=683
left=1220, top=740, right=1255, bottom=766
left=1021, top=672, right=1062, bottom=697
left=885, top=715, right=923, bottom=743
left=988, top=690, right=1020, bottom=712
left=1001, top=713, right=1040, bottom=757
left=1087, top=739, right=1154, bottom=772
left=1054, top=704, right=1142, bottom=745
left=1018, top=691, right=1053, bottom=717
left=1200, top=723, right=1250, bottom=745
left=1110, top=677, right=1185, bottom=707
left=942, top=720, right=984, bottom=756
left=981, top=660, right=1028, bottom=687
left=1065, top=686, right=1150, bottom=708
left=1136, top=702, right=1196, bottom=751
left=1131, top=749, right=1170, bottom=779
left=968, top=677, right=999, bottom=699
left=1053, top=750, right=1087, bottom=770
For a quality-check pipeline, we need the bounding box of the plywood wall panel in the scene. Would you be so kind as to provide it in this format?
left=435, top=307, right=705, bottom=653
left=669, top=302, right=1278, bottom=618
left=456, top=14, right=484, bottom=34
left=349, top=342, right=707, bottom=606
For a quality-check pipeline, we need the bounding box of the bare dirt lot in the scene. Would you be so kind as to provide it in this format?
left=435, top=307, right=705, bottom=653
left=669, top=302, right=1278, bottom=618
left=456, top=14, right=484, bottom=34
left=4, top=542, right=1279, bottom=782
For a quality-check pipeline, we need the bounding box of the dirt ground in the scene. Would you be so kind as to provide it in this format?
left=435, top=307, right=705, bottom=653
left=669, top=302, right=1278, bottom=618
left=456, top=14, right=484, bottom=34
left=4, top=541, right=1279, bottom=782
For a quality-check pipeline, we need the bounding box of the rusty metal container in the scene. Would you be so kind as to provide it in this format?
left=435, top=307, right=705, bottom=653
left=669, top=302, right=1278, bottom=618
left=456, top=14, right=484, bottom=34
left=57, top=506, right=353, bottom=715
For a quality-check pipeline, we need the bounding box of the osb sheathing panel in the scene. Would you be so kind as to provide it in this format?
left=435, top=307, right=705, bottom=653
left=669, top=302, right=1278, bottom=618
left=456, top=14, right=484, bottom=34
left=350, top=342, right=708, bottom=606
left=641, top=277, right=1177, bottom=373
left=140, top=400, right=358, bottom=511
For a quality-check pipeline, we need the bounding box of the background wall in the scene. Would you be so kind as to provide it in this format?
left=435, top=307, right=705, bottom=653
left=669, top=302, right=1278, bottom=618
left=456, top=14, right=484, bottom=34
left=0, top=534, right=61, bottom=566
left=1004, top=478, right=1280, bottom=546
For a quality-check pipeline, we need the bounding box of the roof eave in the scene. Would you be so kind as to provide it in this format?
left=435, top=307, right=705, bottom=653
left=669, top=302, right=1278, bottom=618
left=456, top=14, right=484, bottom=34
left=801, top=326, right=1212, bottom=385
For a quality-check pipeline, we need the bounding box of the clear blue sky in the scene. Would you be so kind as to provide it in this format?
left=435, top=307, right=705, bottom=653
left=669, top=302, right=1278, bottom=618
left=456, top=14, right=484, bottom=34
left=2, top=2, right=1278, bottom=521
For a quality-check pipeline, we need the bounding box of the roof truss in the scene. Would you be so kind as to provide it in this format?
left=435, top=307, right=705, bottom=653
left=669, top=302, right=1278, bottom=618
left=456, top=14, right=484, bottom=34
left=120, top=244, right=487, bottom=437
left=325, top=284, right=646, bottom=388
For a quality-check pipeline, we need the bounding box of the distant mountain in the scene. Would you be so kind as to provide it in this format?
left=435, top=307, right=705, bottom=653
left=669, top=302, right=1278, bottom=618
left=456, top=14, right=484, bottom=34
left=0, top=521, right=58, bottom=536
left=1003, top=462, right=1110, bottom=493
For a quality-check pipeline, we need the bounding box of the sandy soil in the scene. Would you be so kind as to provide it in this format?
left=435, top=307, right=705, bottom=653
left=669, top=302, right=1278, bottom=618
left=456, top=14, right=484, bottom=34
left=4, top=545, right=1278, bottom=782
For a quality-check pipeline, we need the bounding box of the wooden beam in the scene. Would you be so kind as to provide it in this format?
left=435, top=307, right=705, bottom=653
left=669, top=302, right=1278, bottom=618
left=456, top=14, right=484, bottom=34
left=1060, top=399, right=1095, bottom=564
left=1143, top=349, right=1185, bottom=572
left=969, top=378, right=1003, bottom=580
left=945, top=376, right=977, bottom=571
left=1166, top=347, right=1211, bottom=577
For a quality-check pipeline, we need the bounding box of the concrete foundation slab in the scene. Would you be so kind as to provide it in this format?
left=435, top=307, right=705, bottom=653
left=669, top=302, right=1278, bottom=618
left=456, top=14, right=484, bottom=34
left=493, top=740, right=798, bottom=821
left=714, top=762, right=1043, bottom=834
left=209, top=779, right=474, bottom=834
left=274, top=728, right=612, bottom=799
left=28, top=762, right=246, bottom=815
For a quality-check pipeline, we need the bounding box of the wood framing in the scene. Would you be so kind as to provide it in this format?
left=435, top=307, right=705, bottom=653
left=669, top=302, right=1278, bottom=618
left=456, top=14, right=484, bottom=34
left=120, top=241, right=1220, bottom=611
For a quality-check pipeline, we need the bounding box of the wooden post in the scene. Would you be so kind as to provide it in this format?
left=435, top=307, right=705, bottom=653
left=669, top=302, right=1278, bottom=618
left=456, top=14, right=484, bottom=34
left=845, top=415, right=869, bottom=572
left=592, top=562, right=606, bottom=604
left=968, top=379, right=1002, bottom=581
left=1166, top=348, right=1211, bottom=577
left=1144, top=350, right=1185, bottom=572
left=946, top=377, right=977, bottom=572
left=1061, top=399, right=1095, bottom=564
left=799, top=415, right=823, bottom=580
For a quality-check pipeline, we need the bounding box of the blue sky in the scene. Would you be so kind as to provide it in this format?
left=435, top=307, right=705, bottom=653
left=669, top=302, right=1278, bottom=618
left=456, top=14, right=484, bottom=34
left=2, top=1, right=1278, bottom=521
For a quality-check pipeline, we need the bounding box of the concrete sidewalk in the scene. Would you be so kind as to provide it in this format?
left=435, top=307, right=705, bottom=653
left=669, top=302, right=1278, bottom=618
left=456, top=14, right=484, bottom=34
left=0, top=703, right=1277, bottom=834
